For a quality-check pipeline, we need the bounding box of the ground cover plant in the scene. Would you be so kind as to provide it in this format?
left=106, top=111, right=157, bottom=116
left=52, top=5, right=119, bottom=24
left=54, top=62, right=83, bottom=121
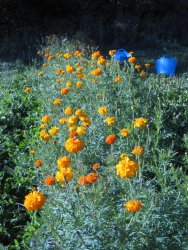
left=1, top=36, right=188, bottom=249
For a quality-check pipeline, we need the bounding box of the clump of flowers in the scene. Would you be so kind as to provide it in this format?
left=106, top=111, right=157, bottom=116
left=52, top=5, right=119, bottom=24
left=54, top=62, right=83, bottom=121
left=64, top=138, right=84, bottom=153
left=124, top=200, right=142, bottom=212
left=24, top=191, right=46, bottom=211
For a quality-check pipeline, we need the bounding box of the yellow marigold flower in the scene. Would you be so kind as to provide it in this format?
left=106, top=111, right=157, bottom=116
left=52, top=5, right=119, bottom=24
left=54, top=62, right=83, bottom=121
left=104, top=116, right=115, bottom=126
left=98, top=106, right=108, bottom=115
left=24, top=191, right=46, bottom=211
left=109, top=50, right=116, bottom=56
left=79, top=114, right=88, bottom=121
left=128, top=57, right=137, bottom=63
left=56, top=68, right=65, bottom=75
left=66, top=81, right=73, bottom=87
left=92, top=51, right=101, bottom=59
left=59, top=117, right=67, bottom=124
left=91, top=68, right=103, bottom=76
left=40, top=123, right=46, bottom=129
left=34, top=159, right=43, bottom=167
left=67, top=115, right=79, bottom=126
left=66, top=65, right=74, bottom=73
left=116, top=159, right=139, bottom=178
left=77, top=67, right=83, bottom=73
left=140, top=70, right=146, bottom=78
left=125, top=200, right=142, bottom=212
left=30, top=150, right=36, bottom=155
left=134, top=64, right=142, bottom=69
left=64, top=138, right=84, bottom=153
left=76, top=81, right=83, bottom=88
left=120, top=128, right=129, bottom=137
left=53, top=98, right=62, bottom=105
left=133, top=117, right=148, bottom=128
left=57, top=156, right=71, bottom=169
left=55, top=168, right=74, bottom=183
left=76, top=126, right=86, bottom=135
left=64, top=107, right=74, bottom=115
left=38, top=71, right=44, bottom=77
left=24, top=87, right=31, bottom=93
left=75, top=109, right=84, bottom=116
left=39, top=129, right=46, bottom=138
left=43, top=134, right=51, bottom=141
left=97, top=58, right=106, bottom=65
left=63, top=52, right=71, bottom=59
left=48, top=126, right=59, bottom=136
left=145, top=63, right=151, bottom=68
left=45, top=176, right=55, bottom=186
left=132, top=146, right=144, bottom=156
left=114, top=77, right=122, bottom=83
left=41, top=115, right=51, bottom=123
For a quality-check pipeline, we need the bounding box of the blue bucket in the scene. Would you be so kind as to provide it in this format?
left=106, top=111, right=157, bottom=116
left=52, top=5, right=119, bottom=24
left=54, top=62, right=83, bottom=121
left=114, top=49, right=131, bottom=63
left=156, top=54, right=177, bottom=76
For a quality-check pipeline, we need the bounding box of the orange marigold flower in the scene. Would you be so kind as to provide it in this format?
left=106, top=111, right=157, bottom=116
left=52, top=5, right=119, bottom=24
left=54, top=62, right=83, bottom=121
left=92, top=51, right=101, bottom=59
left=41, top=115, right=51, bottom=123
left=77, top=73, right=84, bottom=79
left=125, top=200, right=142, bottom=212
left=104, top=116, right=115, bottom=126
left=44, top=53, right=49, bottom=59
left=114, top=77, right=122, bottom=83
left=55, top=168, right=74, bottom=183
left=74, top=50, right=82, bottom=56
left=24, top=191, right=46, bottom=211
left=92, top=163, right=100, bottom=170
left=86, top=173, right=99, bottom=183
left=60, top=87, right=69, bottom=95
left=43, top=134, right=51, bottom=141
left=48, top=55, right=53, bottom=60
left=45, top=176, right=55, bottom=186
left=48, top=126, right=59, bottom=136
left=134, top=64, right=142, bottom=69
left=145, top=63, right=151, bottom=68
left=53, top=98, right=62, bottom=105
left=56, top=68, right=65, bottom=75
left=57, top=156, right=71, bottom=169
left=76, top=81, right=83, bottom=88
left=66, top=65, right=74, bottom=73
left=64, top=138, right=84, bottom=153
left=109, top=50, right=116, bottom=56
left=34, top=159, right=43, bottom=167
left=133, top=117, right=148, bottom=128
left=78, top=176, right=90, bottom=185
left=98, top=106, right=108, bottom=115
left=132, top=146, right=144, bottom=156
left=105, top=135, right=116, bottom=144
left=75, top=109, right=84, bottom=116
left=77, top=67, right=83, bottom=73
left=24, top=87, right=31, bottom=93
left=120, top=128, right=129, bottom=137
left=140, top=70, right=146, bottom=78
left=69, top=131, right=78, bottom=138
left=64, top=107, right=74, bottom=115
left=91, top=68, right=103, bottom=76
left=128, top=57, right=137, bottom=63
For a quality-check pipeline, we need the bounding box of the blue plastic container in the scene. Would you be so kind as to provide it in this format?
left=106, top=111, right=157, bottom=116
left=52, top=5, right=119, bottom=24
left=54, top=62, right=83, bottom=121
left=114, top=49, right=131, bottom=63
left=156, top=54, right=177, bottom=76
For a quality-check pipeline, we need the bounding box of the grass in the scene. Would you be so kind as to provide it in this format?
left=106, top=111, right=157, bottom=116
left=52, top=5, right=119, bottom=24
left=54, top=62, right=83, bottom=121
left=0, top=36, right=188, bottom=249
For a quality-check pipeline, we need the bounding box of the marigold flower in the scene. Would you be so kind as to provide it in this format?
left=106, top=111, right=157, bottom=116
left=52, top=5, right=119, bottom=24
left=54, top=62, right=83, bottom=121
left=64, top=107, right=73, bottom=115
left=92, top=51, right=101, bottom=59
left=77, top=73, right=84, bottom=79
left=63, top=52, right=71, bottom=59
left=48, top=126, right=59, bottom=136
left=60, top=87, right=69, bottom=95
left=116, top=159, right=139, bottom=178
left=76, top=81, right=83, bottom=88
left=59, top=117, right=67, bottom=124
left=105, top=135, right=116, bottom=144
left=98, top=106, right=108, bottom=115
left=45, top=176, right=55, bottom=186
left=76, top=126, right=86, bottom=135
left=64, top=138, right=84, bottom=153
left=56, top=68, right=65, bottom=75
left=114, top=77, right=122, bottom=83
left=34, top=159, right=43, bottom=167
left=125, top=200, right=142, bottom=212
left=24, top=191, right=46, bottom=211
left=24, top=87, right=31, bottom=93
left=104, top=116, right=115, bottom=126
left=30, top=150, right=36, bottom=155
left=74, top=50, right=82, bottom=56
left=39, top=129, right=46, bottom=138
left=41, top=115, right=51, bottom=123
left=82, top=119, right=91, bottom=127
left=132, top=146, right=144, bottom=156
left=48, top=55, right=53, bottom=60
left=77, top=67, right=83, bottom=73
left=75, top=109, right=84, bottom=116
left=120, top=128, right=129, bottom=137
left=79, top=114, right=88, bottom=121
left=66, top=65, right=74, bottom=73
left=133, top=117, right=148, bottom=128
left=66, top=81, right=73, bottom=87
left=43, top=134, right=51, bottom=141
left=128, top=57, right=137, bottom=63
left=78, top=176, right=89, bottom=185
left=42, top=63, right=47, bottom=67
left=140, top=70, right=146, bottom=78
left=92, top=163, right=100, bottom=170
left=69, top=131, right=78, bottom=138
left=55, top=168, right=74, bottom=183
left=44, top=53, right=50, bottom=59
left=56, top=53, right=61, bottom=57
left=134, top=64, right=142, bottom=69
left=97, top=58, right=106, bottom=65
left=57, top=156, right=71, bottom=169
left=78, top=173, right=99, bottom=185
left=67, top=115, right=79, bottom=126
left=109, top=50, right=116, bottom=56
left=53, top=98, right=62, bottom=105
left=91, top=68, right=103, bottom=76
left=145, top=63, right=151, bottom=68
